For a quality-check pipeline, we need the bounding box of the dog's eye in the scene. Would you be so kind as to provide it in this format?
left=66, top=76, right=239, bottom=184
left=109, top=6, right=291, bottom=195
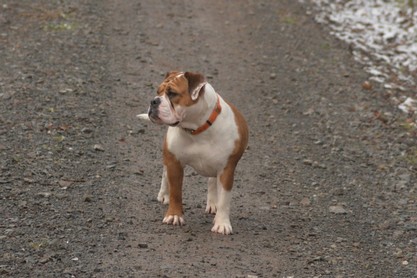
left=167, top=91, right=178, bottom=99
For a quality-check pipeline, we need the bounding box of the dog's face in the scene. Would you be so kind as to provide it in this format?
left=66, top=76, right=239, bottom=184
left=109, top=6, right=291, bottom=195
left=148, top=71, right=207, bottom=126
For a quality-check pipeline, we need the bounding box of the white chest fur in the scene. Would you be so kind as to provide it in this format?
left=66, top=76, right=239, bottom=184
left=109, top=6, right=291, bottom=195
left=166, top=99, right=239, bottom=177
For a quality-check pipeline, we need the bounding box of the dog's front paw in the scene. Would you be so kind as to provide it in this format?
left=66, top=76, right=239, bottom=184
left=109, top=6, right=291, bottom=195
left=157, top=191, right=169, bottom=204
left=211, top=216, right=233, bottom=235
left=163, top=215, right=185, bottom=226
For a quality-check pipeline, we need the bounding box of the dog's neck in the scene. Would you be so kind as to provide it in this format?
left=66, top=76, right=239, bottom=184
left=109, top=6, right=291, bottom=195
left=178, top=83, right=219, bottom=132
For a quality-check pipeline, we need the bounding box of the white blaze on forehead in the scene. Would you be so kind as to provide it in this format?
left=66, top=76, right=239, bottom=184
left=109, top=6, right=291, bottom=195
left=157, top=94, right=184, bottom=124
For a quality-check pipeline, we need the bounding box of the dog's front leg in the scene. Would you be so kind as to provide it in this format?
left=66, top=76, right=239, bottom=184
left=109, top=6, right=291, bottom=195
left=162, top=150, right=185, bottom=226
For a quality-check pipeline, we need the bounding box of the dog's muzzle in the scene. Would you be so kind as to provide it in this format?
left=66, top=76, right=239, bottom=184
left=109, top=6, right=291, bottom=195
left=148, top=95, right=182, bottom=126
left=148, top=97, right=161, bottom=122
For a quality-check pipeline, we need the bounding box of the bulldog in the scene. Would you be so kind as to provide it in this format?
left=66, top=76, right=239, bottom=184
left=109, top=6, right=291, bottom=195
left=137, top=71, right=248, bottom=235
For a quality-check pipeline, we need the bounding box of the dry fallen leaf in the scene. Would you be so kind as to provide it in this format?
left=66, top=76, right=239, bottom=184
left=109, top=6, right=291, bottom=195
left=362, top=81, right=372, bottom=90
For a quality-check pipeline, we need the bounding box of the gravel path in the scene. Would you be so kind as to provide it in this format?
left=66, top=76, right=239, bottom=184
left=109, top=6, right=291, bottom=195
left=1, top=1, right=416, bottom=277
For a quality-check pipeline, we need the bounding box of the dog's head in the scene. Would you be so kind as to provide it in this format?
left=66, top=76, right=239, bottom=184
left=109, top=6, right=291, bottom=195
left=148, top=71, right=207, bottom=126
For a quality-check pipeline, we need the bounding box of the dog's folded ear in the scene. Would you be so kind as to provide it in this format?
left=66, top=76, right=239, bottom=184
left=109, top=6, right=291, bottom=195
left=184, top=72, right=207, bottom=101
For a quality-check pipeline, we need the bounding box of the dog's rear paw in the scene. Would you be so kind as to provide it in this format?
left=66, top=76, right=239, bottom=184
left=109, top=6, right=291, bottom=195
left=163, top=215, right=185, bottom=226
left=157, top=191, right=169, bottom=204
left=211, top=214, right=233, bottom=235
left=211, top=222, right=233, bottom=235
left=205, top=203, right=217, bottom=214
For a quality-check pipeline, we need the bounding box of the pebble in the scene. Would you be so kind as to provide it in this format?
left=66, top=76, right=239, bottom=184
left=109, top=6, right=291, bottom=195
left=138, top=243, right=148, bottom=249
left=118, top=232, right=127, bottom=240
left=81, top=127, right=93, bottom=134
left=39, top=255, right=51, bottom=264
left=303, top=159, right=327, bottom=169
left=300, top=197, right=311, bottom=206
left=93, top=144, right=105, bottom=151
left=84, top=195, right=93, bottom=202
left=303, top=159, right=313, bottom=165
left=36, top=192, right=52, bottom=198
left=329, top=205, right=348, bottom=214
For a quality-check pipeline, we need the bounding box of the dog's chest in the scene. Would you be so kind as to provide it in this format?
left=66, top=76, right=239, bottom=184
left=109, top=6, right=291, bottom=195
left=167, top=129, right=237, bottom=177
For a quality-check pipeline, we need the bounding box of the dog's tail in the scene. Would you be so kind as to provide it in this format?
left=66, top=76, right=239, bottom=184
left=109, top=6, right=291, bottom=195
left=136, top=113, right=150, bottom=121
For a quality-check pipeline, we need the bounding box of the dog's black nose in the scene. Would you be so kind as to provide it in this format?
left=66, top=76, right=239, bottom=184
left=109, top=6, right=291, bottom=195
left=150, top=98, right=161, bottom=107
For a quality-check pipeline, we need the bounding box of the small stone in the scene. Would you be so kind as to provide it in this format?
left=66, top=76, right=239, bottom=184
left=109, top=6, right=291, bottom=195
left=329, top=205, right=348, bottom=214
left=332, top=188, right=345, bottom=196
left=4, top=229, right=14, bottom=235
left=393, top=230, right=404, bottom=238
left=81, top=127, right=93, bottom=134
left=63, top=268, right=74, bottom=274
left=303, top=159, right=313, bottom=165
left=84, top=196, right=92, bottom=202
left=303, top=108, right=315, bottom=116
left=138, top=243, right=148, bottom=249
left=58, top=180, right=73, bottom=188
left=269, top=73, right=277, bottom=80
left=106, top=164, right=116, bottom=169
left=93, top=144, right=105, bottom=151
left=18, top=200, right=28, bottom=208
left=300, top=197, right=311, bottom=206
left=59, top=88, right=73, bottom=94
left=23, top=178, right=34, bottom=183
left=36, top=192, right=52, bottom=198
left=118, top=232, right=127, bottom=240
left=39, top=255, right=51, bottom=264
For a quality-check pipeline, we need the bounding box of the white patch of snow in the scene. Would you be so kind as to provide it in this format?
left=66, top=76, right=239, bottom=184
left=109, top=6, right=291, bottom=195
left=309, top=0, right=417, bottom=92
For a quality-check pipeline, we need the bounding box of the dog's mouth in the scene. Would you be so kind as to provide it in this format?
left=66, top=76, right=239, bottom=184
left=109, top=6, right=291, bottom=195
left=149, top=112, right=180, bottom=127
left=148, top=112, right=161, bottom=124
left=148, top=95, right=183, bottom=127
left=169, top=121, right=180, bottom=127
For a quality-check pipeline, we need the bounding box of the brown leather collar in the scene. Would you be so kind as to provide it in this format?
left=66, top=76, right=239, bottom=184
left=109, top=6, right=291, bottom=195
left=185, top=95, right=222, bottom=135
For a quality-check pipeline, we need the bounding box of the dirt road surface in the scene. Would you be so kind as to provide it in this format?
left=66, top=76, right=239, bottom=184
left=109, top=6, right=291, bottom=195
left=1, top=1, right=416, bottom=277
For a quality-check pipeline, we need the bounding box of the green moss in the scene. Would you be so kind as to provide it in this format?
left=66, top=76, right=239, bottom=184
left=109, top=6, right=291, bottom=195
left=282, top=16, right=297, bottom=25
left=400, top=121, right=416, bottom=132
left=44, top=22, right=77, bottom=31
left=405, top=148, right=417, bottom=165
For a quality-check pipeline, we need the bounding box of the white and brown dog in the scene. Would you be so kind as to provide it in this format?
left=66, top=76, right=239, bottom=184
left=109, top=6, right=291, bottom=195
left=137, top=71, right=248, bottom=235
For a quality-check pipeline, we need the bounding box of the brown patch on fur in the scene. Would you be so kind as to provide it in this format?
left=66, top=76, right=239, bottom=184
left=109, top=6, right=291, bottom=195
left=184, top=72, right=206, bottom=97
left=156, top=72, right=200, bottom=108
left=163, top=137, right=184, bottom=217
left=157, top=71, right=207, bottom=108
left=220, top=103, right=249, bottom=191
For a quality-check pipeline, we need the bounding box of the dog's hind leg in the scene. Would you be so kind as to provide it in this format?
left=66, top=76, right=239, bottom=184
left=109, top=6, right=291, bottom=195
left=157, top=166, right=169, bottom=204
left=205, top=177, right=217, bottom=214
left=211, top=166, right=235, bottom=235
